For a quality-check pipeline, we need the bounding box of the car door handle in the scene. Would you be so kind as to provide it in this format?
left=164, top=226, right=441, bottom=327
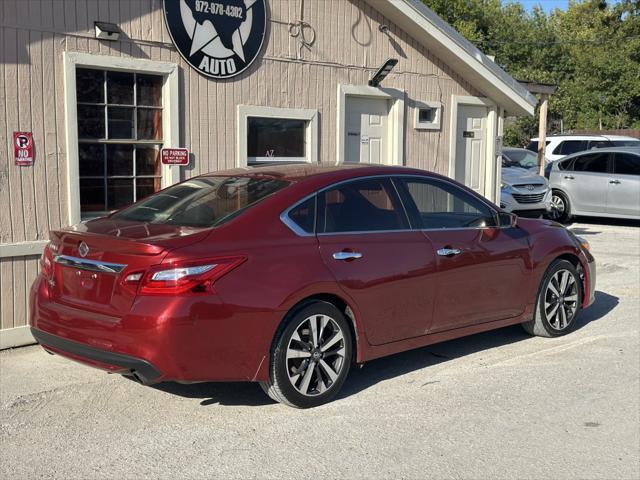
left=332, top=251, right=363, bottom=261
left=564, top=175, right=575, bottom=180
left=609, top=179, right=621, bottom=184
left=437, top=248, right=462, bottom=257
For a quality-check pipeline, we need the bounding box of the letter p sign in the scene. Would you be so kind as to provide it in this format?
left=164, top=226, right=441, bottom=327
left=14, top=131, right=34, bottom=166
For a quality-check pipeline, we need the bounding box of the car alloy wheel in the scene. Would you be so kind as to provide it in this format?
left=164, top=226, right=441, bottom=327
left=544, top=269, right=579, bottom=330
left=285, top=314, right=347, bottom=396
left=548, top=193, right=565, bottom=220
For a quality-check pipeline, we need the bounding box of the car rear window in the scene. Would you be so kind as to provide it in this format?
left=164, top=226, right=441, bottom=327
left=113, top=176, right=290, bottom=227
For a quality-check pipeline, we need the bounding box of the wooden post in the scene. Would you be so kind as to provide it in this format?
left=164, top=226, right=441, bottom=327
left=537, top=93, right=549, bottom=176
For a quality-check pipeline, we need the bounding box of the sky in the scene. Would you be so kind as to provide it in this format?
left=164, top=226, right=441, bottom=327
left=519, top=0, right=570, bottom=13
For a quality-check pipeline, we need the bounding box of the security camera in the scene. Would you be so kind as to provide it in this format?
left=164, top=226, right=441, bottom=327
left=379, top=25, right=389, bottom=33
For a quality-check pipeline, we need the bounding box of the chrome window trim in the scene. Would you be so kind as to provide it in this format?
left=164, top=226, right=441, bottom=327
left=279, top=173, right=506, bottom=237
left=53, top=254, right=127, bottom=274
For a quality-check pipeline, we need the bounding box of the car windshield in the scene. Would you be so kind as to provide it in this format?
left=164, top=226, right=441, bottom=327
left=112, top=176, right=290, bottom=227
left=503, top=149, right=539, bottom=169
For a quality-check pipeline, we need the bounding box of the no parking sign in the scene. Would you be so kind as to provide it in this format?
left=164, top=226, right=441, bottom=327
left=14, top=132, right=34, bottom=166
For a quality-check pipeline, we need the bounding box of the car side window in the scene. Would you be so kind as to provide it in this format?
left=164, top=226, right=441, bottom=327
left=588, top=140, right=611, bottom=149
left=397, top=178, right=497, bottom=230
left=614, top=153, right=640, bottom=176
left=572, top=152, right=609, bottom=173
left=317, top=178, right=409, bottom=233
left=558, top=158, right=573, bottom=171
left=553, top=140, right=587, bottom=155
left=286, top=196, right=316, bottom=234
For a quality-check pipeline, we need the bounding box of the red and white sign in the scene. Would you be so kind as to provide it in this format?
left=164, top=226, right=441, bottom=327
left=161, top=147, right=190, bottom=166
left=14, top=131, right=34, bottom=166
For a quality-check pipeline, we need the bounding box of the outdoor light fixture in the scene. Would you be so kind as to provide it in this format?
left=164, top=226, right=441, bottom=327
left=368, top=58, right=398, bottom=87
left=94, top=21, right=120, bottom=41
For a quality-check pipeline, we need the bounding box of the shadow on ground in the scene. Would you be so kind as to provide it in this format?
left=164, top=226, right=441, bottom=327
left=150, top=290, right=619, bottom=407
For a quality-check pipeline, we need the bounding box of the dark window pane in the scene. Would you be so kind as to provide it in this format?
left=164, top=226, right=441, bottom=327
left=614, top=153, right=640, bottom=175
left=136, top=146, right=161, bottom=175
left=76, top=68, right=104, bottom=103
left=107, top=71, right=134, bottom=104
left=137, top=74, right=163, bottom=106
left=554, top=140, right=586, bottom=155
left=400, top=179, right=496, bottom=229
left=106, top=144, right=133, bottom=176
left=526, top=141, right=550, bottom=153
left=108, top=106, right=134, bottom=139
left=247, top=118, right=305, bottom=160
left=318, top=179, right=407, bottom=233
left=588, top=140, right=611, bottom=149
left=136, top=177, right=159, bottom=201
left=573, top=152, right=608, bottom=173
left=77, top=105, right=105, bottom=139
left=113, top=177, right=290, bottom=227
left=288, top=196, right=315, bottom=234
left=137, top=108, right=163, bottom=140
left=418, top=108, right=435, bottom=123
left=558, top=158, right=572, bottom=171
left=79, top=144, right=105, bottom=177
left=107, top=178, right=134, bottom=210
left=80, top=178, right=105, bottom=213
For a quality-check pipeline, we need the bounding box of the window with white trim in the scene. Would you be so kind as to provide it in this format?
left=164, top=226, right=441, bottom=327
left=237, top=106, right=318, bottom=166
left=76, top=68, right=164, bottom=219
left=414, top=101, right=442, bottom=130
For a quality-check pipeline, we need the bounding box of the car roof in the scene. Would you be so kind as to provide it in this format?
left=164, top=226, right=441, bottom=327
left=502, top=147, right=533, bottom=152
left=200, top=163, right=435, bottom=183
left=530, top=135, right=607, bottom=141
left=601, top=135, right=639, bottom=141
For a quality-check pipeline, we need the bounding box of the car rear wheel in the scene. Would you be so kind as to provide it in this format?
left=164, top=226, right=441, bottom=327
left=260, top=302, right=352, bottom=408
left=548, top=190, right=571, bottom=223
left=522, top=259, right=582, bottom=337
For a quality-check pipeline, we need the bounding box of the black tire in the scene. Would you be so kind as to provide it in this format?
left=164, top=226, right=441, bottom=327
left=522, top=259, right=582, bottom=337
left=260, top=301, right=353, bottom=408
left=547, top=190, right=571, bottom=224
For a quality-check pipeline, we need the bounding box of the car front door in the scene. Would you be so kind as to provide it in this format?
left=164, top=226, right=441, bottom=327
left=607, top=152, right=640, bottom=217
left=562, top=151, right=610, bottom=214
left=395, top=177, right=530, bottom=333
left=316, top=177, right=438, bottom=346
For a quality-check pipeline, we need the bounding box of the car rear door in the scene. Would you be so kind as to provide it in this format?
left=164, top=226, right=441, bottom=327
left=395, top=177, right=530, bottom=333
left=607, top=152, right=640, bottom=217
left=561, top=151, right=610, bottom=214
left=315, top=177, right=438, bottom=346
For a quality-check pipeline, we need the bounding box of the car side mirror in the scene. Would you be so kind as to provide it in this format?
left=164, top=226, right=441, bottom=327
left=498, top=212, right=517, bottom=228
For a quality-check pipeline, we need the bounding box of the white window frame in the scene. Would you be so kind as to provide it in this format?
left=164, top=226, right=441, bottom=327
left=414, top=100, right=442, bottom=130
left=63, top=52, right=180, bottom=225
left=336, top=84, right=405, bottom=165
left=448, top=95, right=498, bottom=201
left=237, top=105, right=318, bottom=167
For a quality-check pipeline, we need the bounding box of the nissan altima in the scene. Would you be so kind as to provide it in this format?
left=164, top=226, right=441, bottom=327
left=30, top=165, right=595, bottom=408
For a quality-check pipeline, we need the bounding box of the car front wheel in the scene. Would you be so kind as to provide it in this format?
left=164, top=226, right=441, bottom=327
left=522, top=259, right=582, bottom=337
left=547, top=190, right=571, bottom=223
left=260, top=302, right=353, bottom=408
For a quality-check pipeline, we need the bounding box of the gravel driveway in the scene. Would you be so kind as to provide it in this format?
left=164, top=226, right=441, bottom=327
left=1, top=220, right=638, bottom=479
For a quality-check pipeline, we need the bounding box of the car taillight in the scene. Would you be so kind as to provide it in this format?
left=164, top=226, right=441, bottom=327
left=40, top=244, right=54, bottom=277
left=130, top=256, right=246, bottom=295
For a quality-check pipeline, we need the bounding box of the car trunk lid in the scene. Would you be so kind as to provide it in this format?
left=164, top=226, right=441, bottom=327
left=47, top=218, right=210, bottom=316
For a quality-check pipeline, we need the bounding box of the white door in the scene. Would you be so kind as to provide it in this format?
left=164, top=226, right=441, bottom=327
left=455, top=105, right=487, bottom=193
left=345, top=97, right=390, bottom=164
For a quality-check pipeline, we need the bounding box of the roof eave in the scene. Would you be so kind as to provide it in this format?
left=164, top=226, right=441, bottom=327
left=365, top=0, right=537, bottom=117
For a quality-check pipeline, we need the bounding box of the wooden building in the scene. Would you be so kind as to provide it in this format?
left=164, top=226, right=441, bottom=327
left=0, top=0, right=536, bottom=348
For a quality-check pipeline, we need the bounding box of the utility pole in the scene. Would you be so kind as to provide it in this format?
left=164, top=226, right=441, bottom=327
left=518, top=81, right=557, bottom=177
left=537, top=93, right=549, bottom=177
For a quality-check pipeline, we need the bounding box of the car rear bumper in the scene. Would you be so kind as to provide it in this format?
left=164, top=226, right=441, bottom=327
left=29, top=275, right=283, bottom=383
left=31, top=327, right=162, bottom=384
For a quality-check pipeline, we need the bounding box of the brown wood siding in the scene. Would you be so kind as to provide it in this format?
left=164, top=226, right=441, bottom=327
left=0, top=0, right=481, bottom=333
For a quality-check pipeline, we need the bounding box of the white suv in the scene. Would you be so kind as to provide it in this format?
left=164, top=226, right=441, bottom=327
left=527, top=134, right=639, bottom=163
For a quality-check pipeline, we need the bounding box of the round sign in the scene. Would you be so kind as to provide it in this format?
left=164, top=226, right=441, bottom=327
left=163, top=0, right=267, bottom=79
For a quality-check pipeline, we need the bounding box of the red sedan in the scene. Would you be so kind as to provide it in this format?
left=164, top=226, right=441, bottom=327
left=30, top=165, right=596, bottom=408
